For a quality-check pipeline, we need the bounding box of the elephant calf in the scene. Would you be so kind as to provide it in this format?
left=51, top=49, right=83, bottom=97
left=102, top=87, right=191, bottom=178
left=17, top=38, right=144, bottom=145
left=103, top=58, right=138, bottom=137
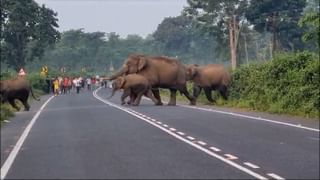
left=108, top=74, right=159, bottom=106
left=0, top=77, right=40, bottom=111
left=186, top=64, right=231, bottom=104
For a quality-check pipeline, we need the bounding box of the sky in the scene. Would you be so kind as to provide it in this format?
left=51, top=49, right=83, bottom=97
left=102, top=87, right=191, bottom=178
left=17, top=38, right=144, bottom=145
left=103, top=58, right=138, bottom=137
left=34, top=0, right=188, bottom=38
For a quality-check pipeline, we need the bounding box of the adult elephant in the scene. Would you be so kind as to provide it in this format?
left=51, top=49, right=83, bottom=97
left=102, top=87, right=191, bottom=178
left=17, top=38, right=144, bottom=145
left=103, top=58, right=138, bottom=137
left=107, top=54, right=195, bottom=106
left=186, top=64, right=231, bottom=104
left=0, top=77, right=40, bottom=111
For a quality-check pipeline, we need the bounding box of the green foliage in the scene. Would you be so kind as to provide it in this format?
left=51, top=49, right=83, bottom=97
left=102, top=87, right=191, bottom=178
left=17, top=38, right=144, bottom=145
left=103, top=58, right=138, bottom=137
left=245, top=0, right=307, bottom=51
left=0, top=104, right=15, bottom=124
left=299, top=7, right=320, bottom=48
left=229, top=51, right=319, bottom=117
left=0, top=0, right=60, bottom=70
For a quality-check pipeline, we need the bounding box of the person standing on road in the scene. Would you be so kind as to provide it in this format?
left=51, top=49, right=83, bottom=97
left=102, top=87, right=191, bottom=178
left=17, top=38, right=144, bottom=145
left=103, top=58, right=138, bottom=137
left=75, top=77, right=81, bottom=94
left=86, top=77, right=91, bottom=91
left=53, top=77, right=60, bottom=96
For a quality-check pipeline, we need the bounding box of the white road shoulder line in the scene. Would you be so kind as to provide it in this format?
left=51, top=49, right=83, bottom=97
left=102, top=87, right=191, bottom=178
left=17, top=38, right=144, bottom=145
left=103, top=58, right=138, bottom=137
left=179, top=105, right=319, bottom=132
left=1, top=96, right=54, bottom=180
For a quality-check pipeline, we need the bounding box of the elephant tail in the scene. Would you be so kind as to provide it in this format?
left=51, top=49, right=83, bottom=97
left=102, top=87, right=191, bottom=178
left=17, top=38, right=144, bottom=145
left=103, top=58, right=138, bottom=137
left=29, top=86, right=40, bottom=101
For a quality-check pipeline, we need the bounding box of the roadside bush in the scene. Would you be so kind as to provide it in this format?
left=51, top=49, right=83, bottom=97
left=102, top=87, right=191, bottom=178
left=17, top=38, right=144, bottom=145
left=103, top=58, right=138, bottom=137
left=229, top=51, right=319, bottom=118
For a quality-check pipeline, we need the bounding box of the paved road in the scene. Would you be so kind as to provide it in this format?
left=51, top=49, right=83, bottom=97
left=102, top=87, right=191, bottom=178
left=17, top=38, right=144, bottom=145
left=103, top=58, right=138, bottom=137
left=1, top=87, right=319, bottom=179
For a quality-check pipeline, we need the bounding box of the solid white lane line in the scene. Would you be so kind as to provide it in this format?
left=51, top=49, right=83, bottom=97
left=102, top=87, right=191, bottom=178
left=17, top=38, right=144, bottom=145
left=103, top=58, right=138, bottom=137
left=1, top=96, right=54, bottom=180
left=94, top=88, right=268, bottom=180
left=179, top=105, right=319, bottom=132
left=209, top=146, right=221, bottom=152
left=267, top=173, right=285, bottom=180
left=224, top=154, right=238, bottom=160
left=243, top=162, right=260, bottom=169
left=187, top=136, right=195, bottom=140
left=169, top=128, right=176, bottom=131
left=197, top=141, right=207, bottom=146
left=177, top=131, right=185, bottom=136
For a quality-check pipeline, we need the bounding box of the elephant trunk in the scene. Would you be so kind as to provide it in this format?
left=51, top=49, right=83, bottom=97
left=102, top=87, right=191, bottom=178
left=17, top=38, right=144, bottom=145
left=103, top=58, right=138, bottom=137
left=108, top=65, right=128, bottom=80
left=108, top=88, right=117, bottom=99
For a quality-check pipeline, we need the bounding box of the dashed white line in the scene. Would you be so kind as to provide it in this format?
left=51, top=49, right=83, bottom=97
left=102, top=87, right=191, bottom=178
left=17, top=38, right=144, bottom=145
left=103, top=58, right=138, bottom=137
left=209, top=146, right=221, bottom=152
left=156, top=121, right=162, bottom=125
left=224, top=154, right=238, bottom=160
left=177, top=131, right=185, bottom=136
left=163, top=124, right=169, bottom=127
left=187, top=136, right=195, bottom=140
left=244, top=162, right=260, bottom=169
left=197, top=141, right=207, bottom=146
left=169, top=128, right=176, bottom=131
left=267, top=173, right=285, bottom=180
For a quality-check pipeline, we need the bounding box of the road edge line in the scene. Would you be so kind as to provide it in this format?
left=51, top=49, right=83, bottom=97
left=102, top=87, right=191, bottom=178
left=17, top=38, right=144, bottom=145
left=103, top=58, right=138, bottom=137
left=0, top=96, right=54, bottom=180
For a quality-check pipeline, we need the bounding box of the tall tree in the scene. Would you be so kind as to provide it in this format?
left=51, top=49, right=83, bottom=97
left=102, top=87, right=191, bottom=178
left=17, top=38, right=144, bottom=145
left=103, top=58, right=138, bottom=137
left=0, top=0, right=60, bottom=70
left=246, top=0, right=306, bottom=54
left=184, top=0, right=249, bottom=70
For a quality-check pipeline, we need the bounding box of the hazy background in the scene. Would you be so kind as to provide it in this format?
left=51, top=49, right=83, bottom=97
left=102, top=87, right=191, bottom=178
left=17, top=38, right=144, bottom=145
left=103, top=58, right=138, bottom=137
left=34, top=0, right=188, bottom=38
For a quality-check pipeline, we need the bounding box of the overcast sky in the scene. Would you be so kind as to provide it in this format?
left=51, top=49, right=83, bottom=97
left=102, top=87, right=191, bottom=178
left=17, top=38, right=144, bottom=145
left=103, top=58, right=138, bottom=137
left=34, top=0, right=188, bottom=38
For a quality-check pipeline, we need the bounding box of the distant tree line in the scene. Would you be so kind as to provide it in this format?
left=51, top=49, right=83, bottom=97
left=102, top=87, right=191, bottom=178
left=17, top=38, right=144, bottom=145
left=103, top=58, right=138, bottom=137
left=1, top=0, right=318, bottom=74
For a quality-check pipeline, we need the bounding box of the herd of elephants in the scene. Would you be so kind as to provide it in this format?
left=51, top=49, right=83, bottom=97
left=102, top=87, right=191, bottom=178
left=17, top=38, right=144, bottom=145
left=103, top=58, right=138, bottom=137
left=0, top=54, right=230, bottom=111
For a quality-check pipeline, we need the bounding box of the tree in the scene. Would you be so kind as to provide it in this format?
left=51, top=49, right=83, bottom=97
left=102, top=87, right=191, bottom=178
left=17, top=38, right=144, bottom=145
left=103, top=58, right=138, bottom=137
left=246, top=0, right=306, bottom=54
left=299, top=0, right=319, bottom=48
left=184, top=0, right=249, bottom=70
left=0, top=0, right=60, bottom=70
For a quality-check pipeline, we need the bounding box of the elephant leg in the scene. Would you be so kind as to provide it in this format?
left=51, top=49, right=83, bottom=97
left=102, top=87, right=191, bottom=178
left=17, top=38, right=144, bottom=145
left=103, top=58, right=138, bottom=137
left=21, top=100, right=30, bottom=111
left=193, top=85, right=202, bottom=99
left=132, top=92, right=144, bottom=106
left=168, top=89, right=177, bottom=106
left=128, top=93, right=136, bottom=105
left=121, top=89, right=131, bottom=105
left=179, top=85, right=196, bottom=105
left=204, top=87, right=215, bottom=103
left=145, top=90, right=159, bottom=104
left=8, top=98, right=20, bottom=111
left=152, top=89, right=163, bottom=105
left=219, top=85, right=229, bottom=100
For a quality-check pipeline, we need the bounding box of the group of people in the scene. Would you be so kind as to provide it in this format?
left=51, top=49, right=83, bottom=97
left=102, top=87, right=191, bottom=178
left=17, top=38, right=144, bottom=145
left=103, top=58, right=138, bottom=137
left=51, top=76, right=106, bottom=96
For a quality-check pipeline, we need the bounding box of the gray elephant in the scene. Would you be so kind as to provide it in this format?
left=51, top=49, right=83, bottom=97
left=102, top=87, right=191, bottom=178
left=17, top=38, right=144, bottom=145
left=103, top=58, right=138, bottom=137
left=107, top=54, right=195, bottom=106
left=186, top=64, right=231, bottom=104
left=108, top=74, right=159, bottom=106
left=0, top=78, right=40, bottom=111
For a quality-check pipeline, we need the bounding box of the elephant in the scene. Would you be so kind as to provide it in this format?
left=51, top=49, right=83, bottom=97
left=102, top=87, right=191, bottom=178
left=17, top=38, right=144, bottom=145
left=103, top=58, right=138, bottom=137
left=107, top=54, right=196, bottom=106
left=0, top=77, right=40, bottom=111
left=186, top=64, right=231, bottom=104
left=108, top=74, right=159, bottom=106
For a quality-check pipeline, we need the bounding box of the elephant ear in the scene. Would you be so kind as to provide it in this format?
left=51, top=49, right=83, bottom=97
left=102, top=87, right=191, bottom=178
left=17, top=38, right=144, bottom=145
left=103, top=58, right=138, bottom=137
left=137, top=56, right=147, bottom=71
left=116, top=77, right=126, bottom=89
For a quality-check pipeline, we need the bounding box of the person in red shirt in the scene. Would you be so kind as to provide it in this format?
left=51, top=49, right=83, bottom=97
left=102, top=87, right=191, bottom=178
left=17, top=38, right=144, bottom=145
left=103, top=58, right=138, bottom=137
left=62, top=77, right=69, bottom=94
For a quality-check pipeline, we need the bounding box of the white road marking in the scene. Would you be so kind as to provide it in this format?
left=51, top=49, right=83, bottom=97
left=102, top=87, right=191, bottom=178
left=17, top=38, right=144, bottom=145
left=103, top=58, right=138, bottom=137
left=179, top=105, right=319, bottom=132
left=177, top=131, right=185, bottom=136
left=1, top=96, right=54, bottom=180
left=150, top=119, right=156, bottom=122
left=169, top=128, right=176, bottom=131
left=243, top=162, right=260, bottom=169
left=93, top=88, right=268, bottom=180
left=209, top=146, right=221, bottom=152
left=143, top=96, right=319, bottom=132
left=197, top=141, right=207, bottom=146
left=224, top=154, right=238, bottom=160
left=187, top=136, right=195, bottom=140
left=156, top=121, right=162, bottom=125
left=267, top=173, right=285, bottom=180
left=163, top=124, right=168, bottom=127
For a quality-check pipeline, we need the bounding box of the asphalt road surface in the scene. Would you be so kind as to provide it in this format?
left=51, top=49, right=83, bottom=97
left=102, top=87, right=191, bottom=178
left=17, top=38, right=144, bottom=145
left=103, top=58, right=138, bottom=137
left=1, top=87, right=319, bottom=179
